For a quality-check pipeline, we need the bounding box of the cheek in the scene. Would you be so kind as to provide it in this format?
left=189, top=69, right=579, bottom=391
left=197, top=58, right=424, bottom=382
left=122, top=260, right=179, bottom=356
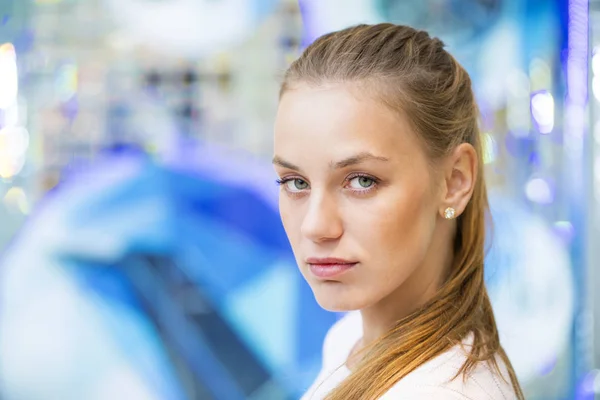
left=278, top=196, right=300, bottom=243
left=361, top=187, right=436, bottom=270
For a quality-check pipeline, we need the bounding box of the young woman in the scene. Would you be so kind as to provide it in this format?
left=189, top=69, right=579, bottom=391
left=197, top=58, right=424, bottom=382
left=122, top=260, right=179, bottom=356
left=273, top=24, right=524, bottom=399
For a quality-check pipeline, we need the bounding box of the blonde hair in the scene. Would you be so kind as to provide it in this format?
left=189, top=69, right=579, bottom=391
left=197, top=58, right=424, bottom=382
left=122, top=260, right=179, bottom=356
left=281, top=24, right=524, bottom=400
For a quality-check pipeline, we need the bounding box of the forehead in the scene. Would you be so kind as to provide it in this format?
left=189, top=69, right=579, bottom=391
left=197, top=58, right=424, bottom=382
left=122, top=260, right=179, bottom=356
left=274, top=84, right=420, bottom=161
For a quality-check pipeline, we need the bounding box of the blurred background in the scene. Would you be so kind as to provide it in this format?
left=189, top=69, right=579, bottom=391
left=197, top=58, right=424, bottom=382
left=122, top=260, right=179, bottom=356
left=0, top=0, right=598, bottom=399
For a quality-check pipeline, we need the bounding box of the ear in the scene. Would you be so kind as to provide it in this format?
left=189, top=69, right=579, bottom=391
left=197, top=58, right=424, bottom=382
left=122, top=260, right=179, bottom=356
left=439, top=143, right=478, bottom=219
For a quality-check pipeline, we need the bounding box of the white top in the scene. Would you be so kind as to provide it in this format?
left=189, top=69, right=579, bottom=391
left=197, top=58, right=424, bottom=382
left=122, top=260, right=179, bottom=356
left=302, top=312, right=517, bottom=400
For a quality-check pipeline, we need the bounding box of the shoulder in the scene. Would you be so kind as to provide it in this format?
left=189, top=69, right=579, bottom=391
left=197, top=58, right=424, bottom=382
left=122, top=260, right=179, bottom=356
left=381, top=338, right=517, bottom=400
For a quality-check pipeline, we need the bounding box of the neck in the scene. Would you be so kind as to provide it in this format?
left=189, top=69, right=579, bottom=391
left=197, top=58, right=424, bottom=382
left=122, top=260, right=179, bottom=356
left=359, top=229, right=454, bottom=346
left=359, top=274, right=440, bottom=345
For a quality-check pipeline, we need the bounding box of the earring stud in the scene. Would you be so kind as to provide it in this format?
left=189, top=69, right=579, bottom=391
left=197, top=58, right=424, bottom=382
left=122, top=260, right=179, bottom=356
left=444, top=207, right=456, bottom=219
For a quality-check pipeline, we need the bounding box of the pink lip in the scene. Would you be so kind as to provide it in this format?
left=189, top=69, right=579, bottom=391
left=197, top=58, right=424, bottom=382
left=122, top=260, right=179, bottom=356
left=306, top=257, right=358, bottom=279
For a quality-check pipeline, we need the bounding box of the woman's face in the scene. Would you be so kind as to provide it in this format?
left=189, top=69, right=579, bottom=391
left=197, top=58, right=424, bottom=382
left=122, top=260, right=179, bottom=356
left=273, top=84, right=446, bottom=312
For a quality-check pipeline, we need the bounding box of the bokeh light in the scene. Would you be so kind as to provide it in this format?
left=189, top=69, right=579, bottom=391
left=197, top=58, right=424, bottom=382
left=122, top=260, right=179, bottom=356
left=525, top=177, right=554, bottom=205
left=3, top=187, right=30, bottom=215
left=593, top=48, right=600, bottom=75
left=531, top=90, right=554, bottom=134
left=0, top=43, right=18, bottom=110
left=482, top=132, right=498, bottom=164
left=55, top=63, right=78, bottom=102
left=553, top=220, right=575, bottom=244
left=593, top=75, right=600, bottom=102
left=0, top=126, right=30, bottom=179
left=3, top=102, right=19, bottom=127
left=594, top=120, right=600, bottom=145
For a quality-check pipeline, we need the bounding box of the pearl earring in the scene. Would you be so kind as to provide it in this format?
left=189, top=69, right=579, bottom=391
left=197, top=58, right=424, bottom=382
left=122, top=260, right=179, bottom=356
left=444, top=207, right=456, bottom=219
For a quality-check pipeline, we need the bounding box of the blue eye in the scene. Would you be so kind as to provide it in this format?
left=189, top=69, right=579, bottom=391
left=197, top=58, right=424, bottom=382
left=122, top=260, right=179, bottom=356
left=287, top=179, right=309, bottom=191
left=348, top=176, right=375, bottom=189
left=276, top=178, right=310, bottom=193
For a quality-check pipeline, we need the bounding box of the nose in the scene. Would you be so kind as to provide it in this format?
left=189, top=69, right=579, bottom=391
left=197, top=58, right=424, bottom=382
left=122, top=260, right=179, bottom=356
left=300, top=191, right=343, bottom=243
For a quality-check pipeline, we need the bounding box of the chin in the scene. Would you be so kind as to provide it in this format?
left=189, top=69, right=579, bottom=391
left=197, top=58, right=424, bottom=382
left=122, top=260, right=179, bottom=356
left=310, top=282, right=367, bottom=312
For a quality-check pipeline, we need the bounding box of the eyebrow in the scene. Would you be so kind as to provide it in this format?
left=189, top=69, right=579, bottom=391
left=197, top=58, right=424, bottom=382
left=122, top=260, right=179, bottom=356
left=330, top=152, right=390, bottom=169
left=272, top=152, right=389, bottom=172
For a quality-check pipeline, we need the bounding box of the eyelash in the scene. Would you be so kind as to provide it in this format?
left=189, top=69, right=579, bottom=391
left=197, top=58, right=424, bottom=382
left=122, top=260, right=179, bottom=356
left=275, top=173, right=380, bottom=197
